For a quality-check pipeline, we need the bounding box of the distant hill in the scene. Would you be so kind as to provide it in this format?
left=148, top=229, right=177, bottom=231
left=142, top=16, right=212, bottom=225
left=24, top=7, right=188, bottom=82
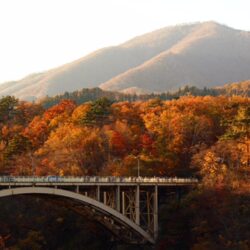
left=1, top=21, right=250, bottom=100
left=39, top=81, right=250, bottom=109
left=215, top=80, right=250, bottom=96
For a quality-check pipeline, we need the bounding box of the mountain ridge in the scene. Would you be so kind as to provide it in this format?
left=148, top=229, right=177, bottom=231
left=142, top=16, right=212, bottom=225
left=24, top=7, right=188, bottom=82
left=1, top=21, right=250, bottom=100
left=100, top=22, right=250, bottom=92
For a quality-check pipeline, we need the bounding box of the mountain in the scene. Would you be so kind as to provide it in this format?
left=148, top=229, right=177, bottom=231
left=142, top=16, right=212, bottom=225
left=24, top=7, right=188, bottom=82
left=1, top=21, right=250, bottom=100
left=100, top=22, right=250, bottom=92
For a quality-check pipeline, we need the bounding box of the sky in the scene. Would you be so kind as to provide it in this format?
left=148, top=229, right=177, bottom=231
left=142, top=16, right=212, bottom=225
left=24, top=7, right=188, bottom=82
left=0, top=0, right=249, bottom=84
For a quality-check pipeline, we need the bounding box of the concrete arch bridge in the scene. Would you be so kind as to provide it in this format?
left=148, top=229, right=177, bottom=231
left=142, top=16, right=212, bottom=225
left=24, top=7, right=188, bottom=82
left=0, top=176, right=198, bottom=244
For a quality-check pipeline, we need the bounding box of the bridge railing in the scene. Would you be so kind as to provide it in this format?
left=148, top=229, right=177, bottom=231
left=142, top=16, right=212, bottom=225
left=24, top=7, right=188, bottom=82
left=0, top=176, right=198, bottom=183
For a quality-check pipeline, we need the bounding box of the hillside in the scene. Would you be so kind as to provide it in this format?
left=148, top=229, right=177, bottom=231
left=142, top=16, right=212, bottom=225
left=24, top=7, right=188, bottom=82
left=215, top=80, right=250, bottom=96
left=1, top=22, right=250, bottom=100
left=38, top=80, right=250, bottom=109
left=100, top=22, right=250, bottom=92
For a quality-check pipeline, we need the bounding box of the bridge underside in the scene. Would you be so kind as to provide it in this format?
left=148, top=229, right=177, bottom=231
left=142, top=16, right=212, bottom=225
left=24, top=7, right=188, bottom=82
left=0, top=187, right=155, bottom=244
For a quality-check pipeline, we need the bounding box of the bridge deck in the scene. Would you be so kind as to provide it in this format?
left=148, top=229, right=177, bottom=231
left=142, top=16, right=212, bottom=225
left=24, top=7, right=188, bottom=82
left=0, top=176, right=198, bottom=186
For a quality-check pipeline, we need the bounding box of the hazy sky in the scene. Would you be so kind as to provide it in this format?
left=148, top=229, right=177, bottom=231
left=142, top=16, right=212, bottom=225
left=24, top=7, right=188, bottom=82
left=0, top=0, right=249, bottom=84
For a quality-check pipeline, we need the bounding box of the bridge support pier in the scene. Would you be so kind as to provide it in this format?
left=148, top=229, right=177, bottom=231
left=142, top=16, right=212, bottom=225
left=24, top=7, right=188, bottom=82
left=122, top=191, right=125, bottom=215
left=96, top=185, right=100, bottom=201
left=136, top=185, right=140, bottom=225
left=116, top=186, right=120, bottom=212
left=154, top=185, right=158, bottom=240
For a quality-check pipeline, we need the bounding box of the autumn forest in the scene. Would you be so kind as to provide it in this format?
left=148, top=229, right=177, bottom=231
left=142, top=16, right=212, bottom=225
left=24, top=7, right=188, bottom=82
left=0, top=87, right=249, bottom=249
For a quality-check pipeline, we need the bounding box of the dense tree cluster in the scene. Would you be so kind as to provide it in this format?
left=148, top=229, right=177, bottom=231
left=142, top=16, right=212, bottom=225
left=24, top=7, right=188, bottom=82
left=0, top=95, right=249, bottom=179
left=0, top=93, right=249, bottom=249
left=39, top=80, right=250, bottom=109
left=0, top=197, right=112, bottom=250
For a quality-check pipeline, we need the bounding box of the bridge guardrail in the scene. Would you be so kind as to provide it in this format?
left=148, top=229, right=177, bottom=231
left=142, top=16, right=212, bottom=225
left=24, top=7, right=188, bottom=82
left=0, top=176, right=198, bottom=183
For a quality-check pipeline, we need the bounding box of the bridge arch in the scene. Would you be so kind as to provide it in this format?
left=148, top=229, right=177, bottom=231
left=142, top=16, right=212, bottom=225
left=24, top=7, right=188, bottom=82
left=0, top=187, right=154, bottom=244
